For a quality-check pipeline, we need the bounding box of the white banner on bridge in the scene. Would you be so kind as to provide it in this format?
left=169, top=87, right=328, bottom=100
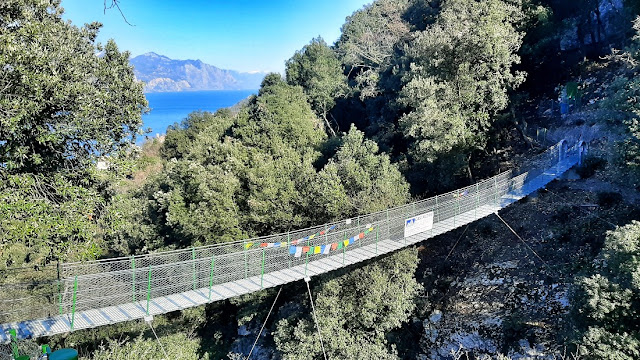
left=404, top=212, right=434, bottom=238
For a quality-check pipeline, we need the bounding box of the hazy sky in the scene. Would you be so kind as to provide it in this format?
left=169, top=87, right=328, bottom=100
left=60, top=0, right=372, bottom=73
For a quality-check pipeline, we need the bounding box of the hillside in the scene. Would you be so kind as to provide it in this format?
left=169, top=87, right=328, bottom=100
left=130, top=52, right=265, bottom=92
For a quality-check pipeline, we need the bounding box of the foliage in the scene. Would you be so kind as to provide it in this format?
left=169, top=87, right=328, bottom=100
left=399, top=0, right=525, bottom=164
left=0, top=0, right=147, bottom=175
left=286, top=37, right=348, bottom=135
left=161, top=109, right=235, bottom=160
left=90, top=332, right=207, bottom=360
left=575, top=221, right=640, bottom=359
left=336, top=0, right=411, bottom=98
left=0, top=0, right=146, bottom=265
left=0, top=173, right=104, bottom=266
left=311, top=125, right=410, bottom=221
left=273, top=248, right=421, bottom=360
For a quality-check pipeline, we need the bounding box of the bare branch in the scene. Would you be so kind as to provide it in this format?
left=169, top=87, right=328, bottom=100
left=103, top=0, right=135, bottom=26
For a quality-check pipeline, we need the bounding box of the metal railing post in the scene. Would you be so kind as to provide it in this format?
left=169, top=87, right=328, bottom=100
left=261, top=249, right=265, bottom=289
left=131, top=256, right=136, bottom=303
left=209, top=255, right=215, bottom=300
left=192, top=248, right=197, bottom=291
left=375, top=226, right=379, bottom=255
left=287, top=232, right=291, bottom=269
left=494, top=177, right=498, bottom=207
left=70, top=275, right=77, bottom=330
left=475, top=183, right=479, bottom=218
left=244, top=241, right=248, bottom=279
left=57, top=262, right=62, bottom=315
left=146, top=266, right=152, bottom=315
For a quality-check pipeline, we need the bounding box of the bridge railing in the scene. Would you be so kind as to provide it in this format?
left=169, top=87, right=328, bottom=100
left=0, top=140, right=578, bottom=327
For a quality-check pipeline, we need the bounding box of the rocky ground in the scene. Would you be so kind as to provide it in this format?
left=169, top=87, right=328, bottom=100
left=405, top=134, right=640, bottom=359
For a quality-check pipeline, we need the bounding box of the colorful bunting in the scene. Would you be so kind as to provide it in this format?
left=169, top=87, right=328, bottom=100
left=331, top=243, right=338, bottom=251
left=244, top=225, right=337, bottom=249
left=295, top=247, right=303, bottom=258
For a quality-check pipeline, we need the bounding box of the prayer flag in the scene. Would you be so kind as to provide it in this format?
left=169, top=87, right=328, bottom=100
left=369, top=227, right=374, bottom=232
left=322, top=245, right=330, bottom=255
left=314, top=246, right=321, bottom=254
left=359, top=233, right=364, bottom=239
left=245, top=243, right=253, bottom=250
left=295, top=247, right=303, bottom=258
left=319, top=231, right=325, bottom=235
left=274, top=242, right=281, bottom=248
left=266, top=243, right=275, bottom=248
left=343, top=240, right=349, bottom=247
left=309, top=234, right=316, bottom=240
left=260, top=243, right=268, bottom=248
left=289, top=246, right=296, bottom=255
left=331, top=243, right=338, bottom=251
left=337, top=242, right=343, bottom=250
left=303, top=246, right=310, bottom=254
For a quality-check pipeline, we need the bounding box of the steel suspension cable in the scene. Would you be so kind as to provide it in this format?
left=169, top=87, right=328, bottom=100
left=494, top=212, right=551, bottom=271
left=305, top=277, right=328, bottom=360
left=246, top=286, right=282, bottom=360
left=146, top=318, right=168, bottom=359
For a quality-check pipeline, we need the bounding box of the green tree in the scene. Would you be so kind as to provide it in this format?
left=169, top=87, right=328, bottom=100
left=285, top=39, right=348, bottom=136
left=398, top=0, right=525, bottom=170
left=311, top=125, right=410, bottom=221
left=575, top=221, right=640, bottom=359
left=0, top=0, right=147, bottom=174
left=0, top=0, right=147, bottom=264
left=336, top=0, right=411, bottom=98
left=274, top=248, right=421, bottom=360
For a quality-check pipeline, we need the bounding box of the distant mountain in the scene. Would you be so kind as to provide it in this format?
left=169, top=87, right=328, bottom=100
left=130, top=52, right=266, bottom=93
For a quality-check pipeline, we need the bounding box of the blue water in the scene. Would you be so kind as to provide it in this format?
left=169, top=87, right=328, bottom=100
left=141, top=90, right=256, bottom=139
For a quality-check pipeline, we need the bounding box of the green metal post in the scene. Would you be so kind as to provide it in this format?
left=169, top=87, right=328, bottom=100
left=192, top=248, right=196, bottom=291
left=146, top=266, right=152, bottom=315
left=57, top=261, right=63, bottom=315
left=305, top=252, right=309, bottom=277
left=131, top=256, right=136, bottom=303
left=209, top=256, right=215, bottom=300
left=70, top=275, right=77, bottom=330
left=261, top=249, right=265, bottom=289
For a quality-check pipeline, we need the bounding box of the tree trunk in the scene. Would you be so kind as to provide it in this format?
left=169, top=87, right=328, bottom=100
left=322, top=112, right=337, bottom=137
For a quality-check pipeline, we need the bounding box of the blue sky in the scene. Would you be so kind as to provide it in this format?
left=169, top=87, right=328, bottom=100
left=60, top=0, right=372, bottom=73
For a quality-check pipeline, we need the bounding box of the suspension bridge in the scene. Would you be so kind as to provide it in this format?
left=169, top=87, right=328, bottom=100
left=0, top=139, right=587, bottom=344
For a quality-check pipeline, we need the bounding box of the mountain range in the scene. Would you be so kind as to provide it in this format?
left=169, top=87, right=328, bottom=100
left=130, top=52, right=266, bottom=93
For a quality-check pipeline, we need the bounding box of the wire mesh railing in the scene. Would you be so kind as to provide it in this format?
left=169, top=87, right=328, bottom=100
left=0, top=140, right=583, bottom=330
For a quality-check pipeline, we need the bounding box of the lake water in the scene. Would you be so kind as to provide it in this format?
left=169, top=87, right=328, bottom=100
left=141, top=90, right=256, bottom=140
